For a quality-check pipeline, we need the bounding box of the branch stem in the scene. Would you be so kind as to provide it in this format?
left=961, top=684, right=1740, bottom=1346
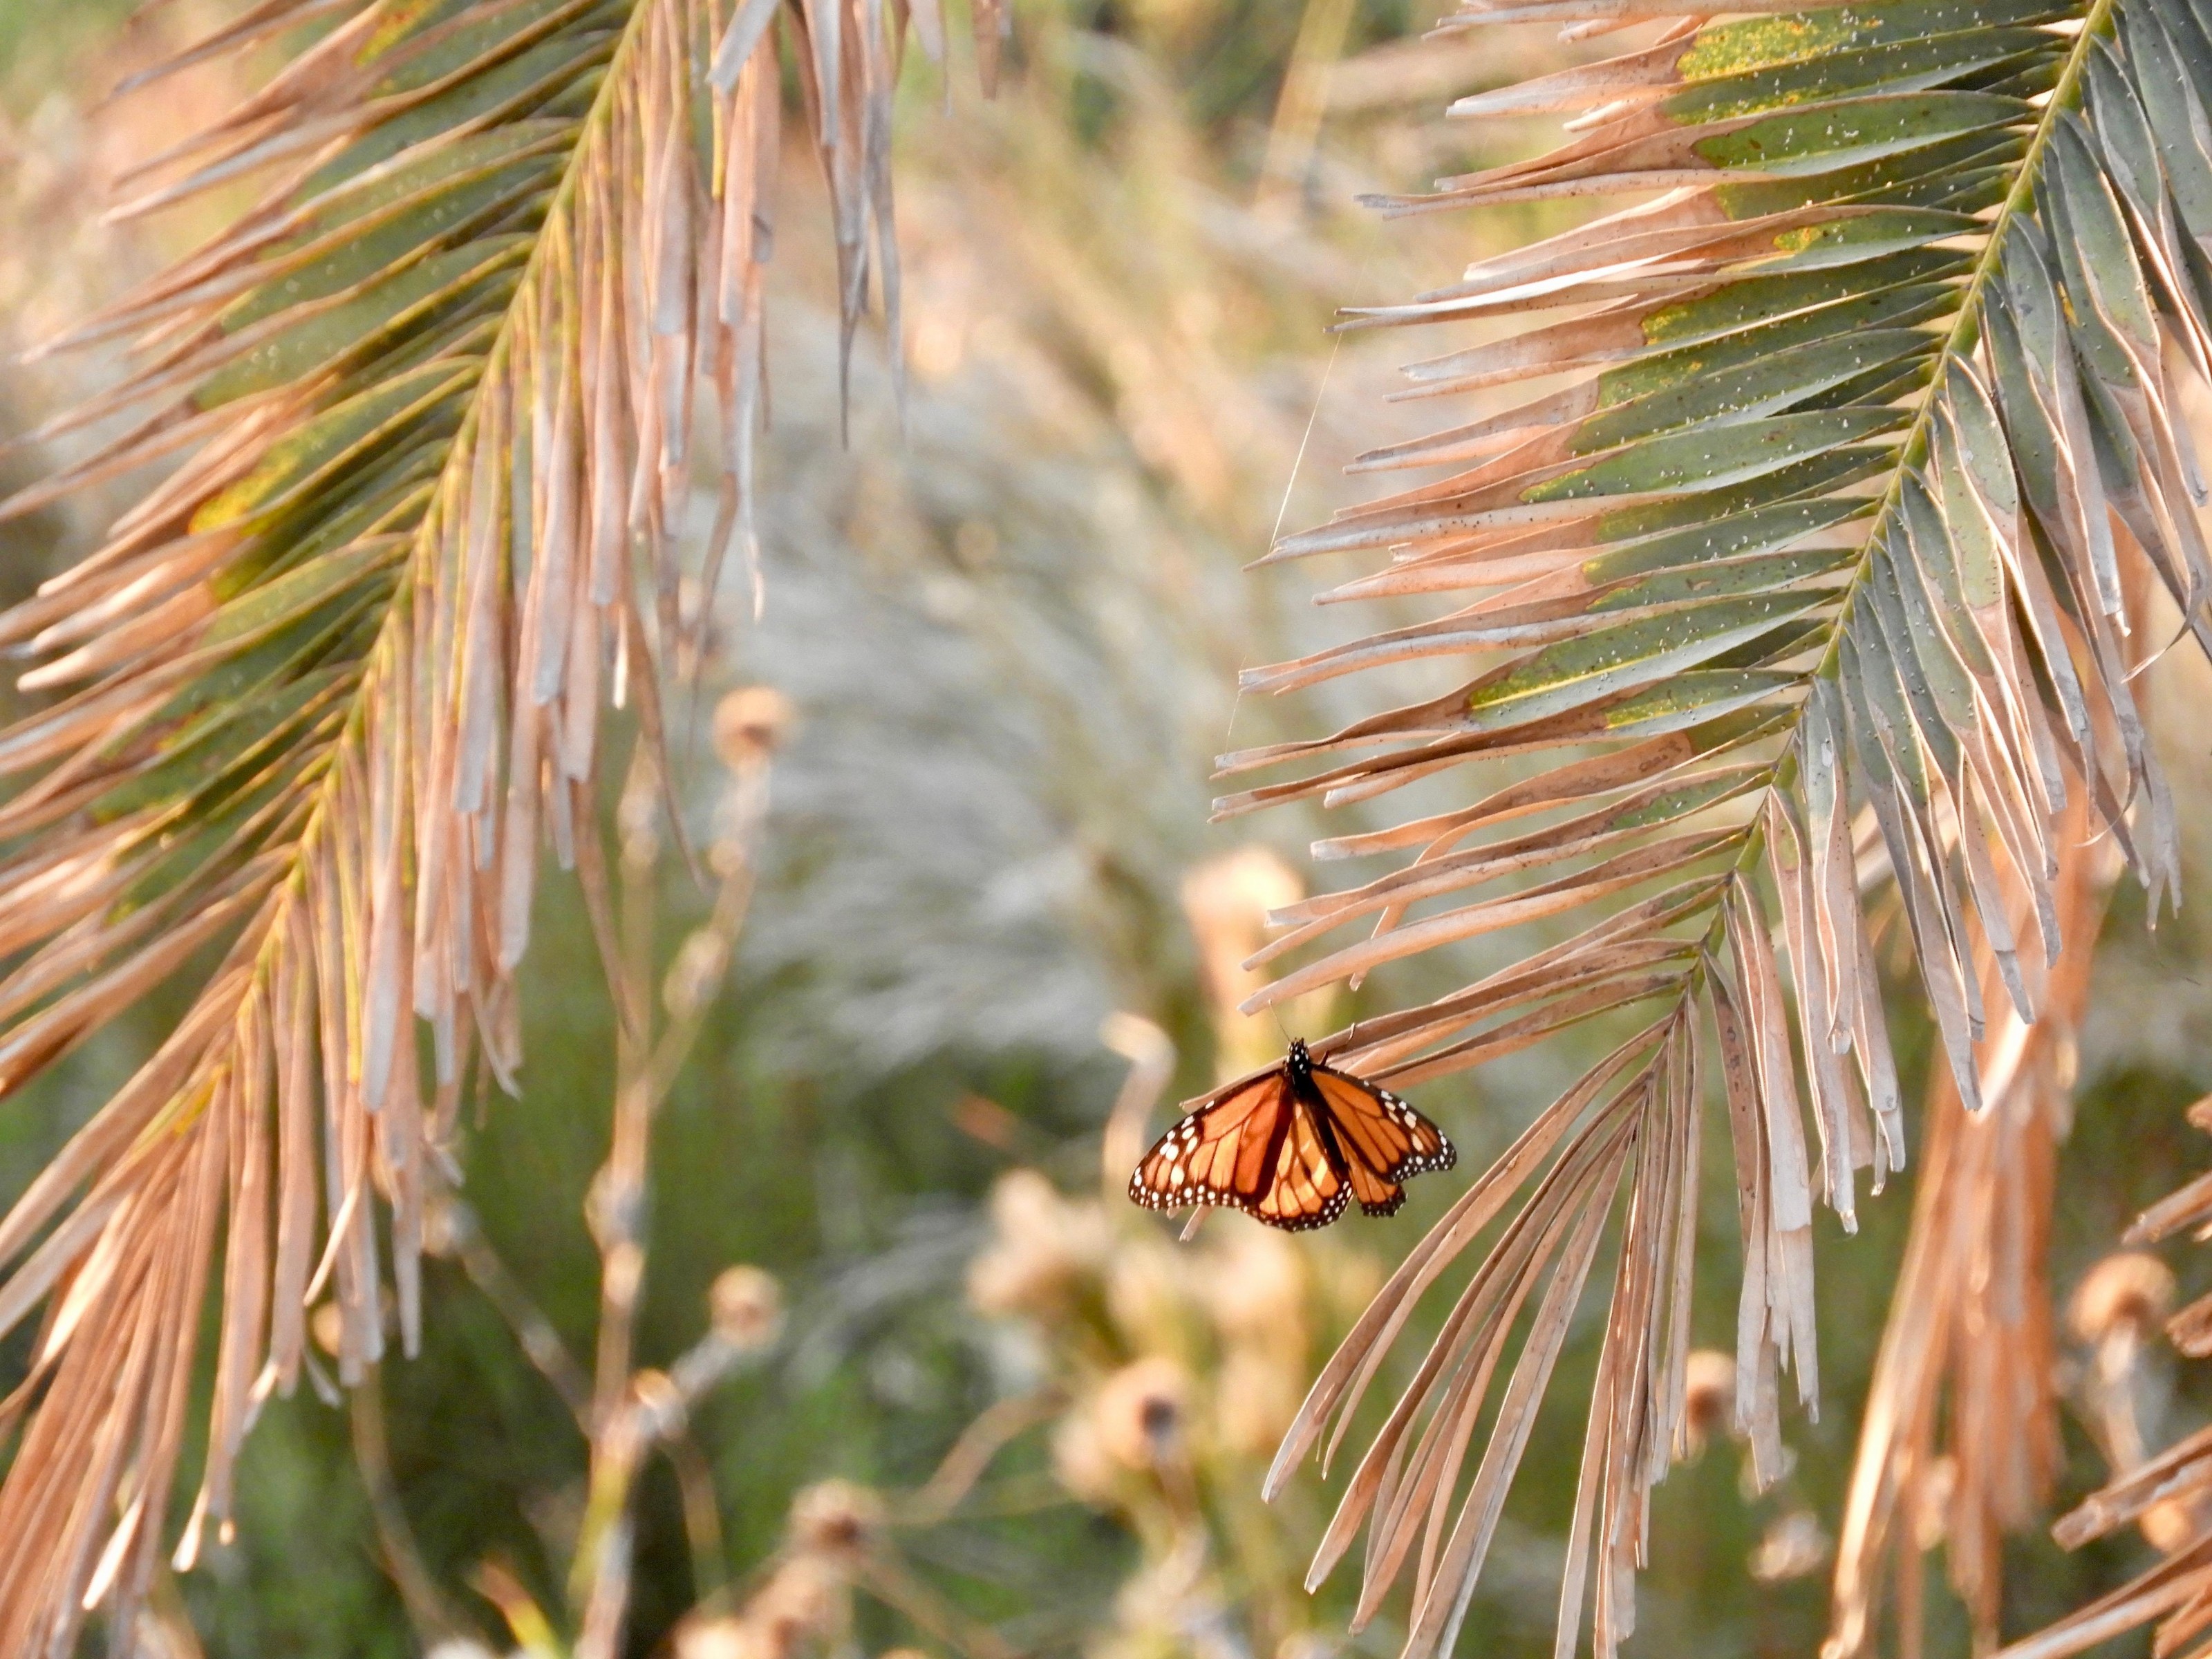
left=572, top=730, right=773, bottom=1657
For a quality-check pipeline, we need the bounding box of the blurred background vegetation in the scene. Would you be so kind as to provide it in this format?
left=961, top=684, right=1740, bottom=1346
left=4, top=1, right=2212, bottom=1656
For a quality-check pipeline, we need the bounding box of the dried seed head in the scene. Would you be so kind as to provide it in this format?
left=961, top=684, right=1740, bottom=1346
left=2143, top=1499, right=2197, bottom=1553
left=1680, top=1349, right=1736, bottom=1454
left=1094, top=1356, right=1190, bottom=1472
left=671, top=1618, right=753, bottom=1659
left=422, top=1189, right=468, bottom=1258
left=1201, top=1224, right=1306, bottom=1356
left=1102, top=1236, right=1184, bottom=1345
left=967, top=1169, right=1110, bottom=1320
left=1181, top=845, right=1301, bottom=1017
left=1216, top=1347, right=1300, bottom=1458
left=1747, top=1510, right=1830, bottom=1583
left=746, top=1556, right=846, bottom=1655
left=715, top=686, right=796, bottom=770
left=2070, top=1252, right=2175, bottom=1344
left=789, top=1479, right=883, bottom=1562
left=1051, top=1409, right=1117, bottom=1504
left=711, top=1264, right=785, bottom=1351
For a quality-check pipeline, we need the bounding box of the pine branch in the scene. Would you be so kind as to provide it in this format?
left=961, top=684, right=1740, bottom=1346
left=1232, top=3, right=2212, bottom=1652
left=0, top=0, right=988, bottom=1645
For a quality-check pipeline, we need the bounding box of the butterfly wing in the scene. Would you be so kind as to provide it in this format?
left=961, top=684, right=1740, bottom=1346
left=1128, top=1071, right=1293, bottom=1215
left=1250, top=1094, right=1349, bottom=1230
left=1340, top=1153, right=1406, bottom=1219
left=1309, top=1064, right=1456, bottom=1217
left=1128, top=1068, right=1350, bottom=1230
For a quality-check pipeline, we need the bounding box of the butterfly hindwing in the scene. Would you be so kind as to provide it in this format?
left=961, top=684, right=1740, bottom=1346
left=1251, top=1094, right=1349, bottom=1230
left=1339, top=1156, right=1405, bottom=1219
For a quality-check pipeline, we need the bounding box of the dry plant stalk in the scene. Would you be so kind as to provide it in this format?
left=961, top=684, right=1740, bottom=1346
left=388, top=693, right=787, bottom=1654
left=1204, top=2, right=2212, bottom=1653
left=0, top=0, right=997, bottom=1647
left=570, top=689, right=782, bottom=1658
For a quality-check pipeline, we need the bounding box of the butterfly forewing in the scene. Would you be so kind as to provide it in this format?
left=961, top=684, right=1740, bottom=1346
left=1128, top=1071, right=1288, bottom=1213
left=1309, top=1065, right=1456, bottom=1181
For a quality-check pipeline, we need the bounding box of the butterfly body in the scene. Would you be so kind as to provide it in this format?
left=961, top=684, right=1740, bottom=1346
left=1128, top=1040, right=1455, bottom=1232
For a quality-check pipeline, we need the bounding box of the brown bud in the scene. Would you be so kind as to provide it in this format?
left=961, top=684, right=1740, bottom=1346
left=966, top=1169, right=1109, bottom=1320
left=789, top=1479, right=883, bottom=1561
left=421, top=1189, right=465, bottom=1258
left=2070, top=1252, right=2175, bottom=1344
left=715, top=686, right=796, bottom=770
left=711, top=1264, right=785, bottom=1352
left=1747, top=1509, right=1830, bottom=1583
left=671, top=1618, right=752, bottom=1659
left=748, top=1556, right=845, bottom=1651
left=1094, top=1356, right=1190, bottom=1472
left=2144, top=1499, right=2199, bottom=1553
left=1680, top=1349, right=1736, bottom=1453
left=632, top=1367, right=683, bottom=1436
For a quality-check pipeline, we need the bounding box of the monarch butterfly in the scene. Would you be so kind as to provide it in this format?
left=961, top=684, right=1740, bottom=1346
left=1127, top=1039, right=1455, bottom=1232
